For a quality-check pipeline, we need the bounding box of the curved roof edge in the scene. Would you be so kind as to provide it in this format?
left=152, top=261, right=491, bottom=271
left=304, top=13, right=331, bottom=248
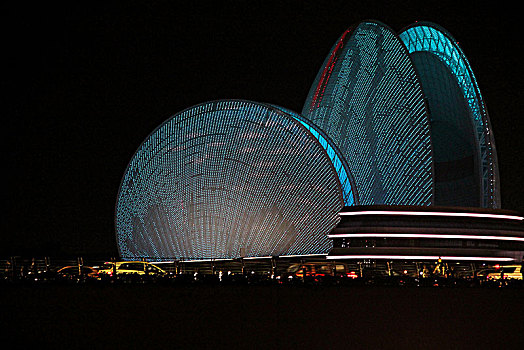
left=267, top=104, right=358, bottom=206
left=302, top=25, right=356, bottom=116
left=115, top=99, right=347, bottom=259
left=399, top=23, right=500, bottom=208
left=303, top=20, right=434, bottom=206
left=115, top=98, right=351, bottom=227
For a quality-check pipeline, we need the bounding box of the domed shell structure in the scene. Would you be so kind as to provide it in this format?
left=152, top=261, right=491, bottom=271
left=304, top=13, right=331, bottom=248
left=302, top=21, right=433, bottom=206
left=399, top=22, right=500, bottom=208
left=115, top=20, right=501, bottom=261
left=116, top=100, right=347, bottom=259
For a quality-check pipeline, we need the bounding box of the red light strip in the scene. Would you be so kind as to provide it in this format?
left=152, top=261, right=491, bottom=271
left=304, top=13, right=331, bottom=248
left=328, top=233, right=524, bottom=242
left=339, top=210, right=523, bottom=221
left=326, top=255, right=515, bottom=262
left=309, top=29, right=352, bottom=111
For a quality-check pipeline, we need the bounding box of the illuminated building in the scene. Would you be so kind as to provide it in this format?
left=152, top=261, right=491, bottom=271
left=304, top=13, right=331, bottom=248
left=399, top=23, right=499, bottom=208
left=303, top=21, right=433, bottom=206
left=116, top=100, right=352, bottom=259
left=116, top=21, right=503, bottom=261
left=328, top=206, right=524, bottom=263
left=303, top=21, right=499, bottom=208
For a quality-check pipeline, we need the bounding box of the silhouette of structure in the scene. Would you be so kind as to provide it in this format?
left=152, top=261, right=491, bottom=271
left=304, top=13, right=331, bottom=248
left=116, top=21, right=501, bottom=260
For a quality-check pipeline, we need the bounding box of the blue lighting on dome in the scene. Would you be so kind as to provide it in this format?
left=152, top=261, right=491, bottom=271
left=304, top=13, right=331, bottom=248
left=399, top=23, right=500, bottom=208
left=399, top=24, right=484, bottom=126
left=269, top=105, right=356, bottom=206
left=302, top=21, right=433, bottom=206
left=116, top=100, right=344, bottom=260
left=116, top=21, right=501, bottom=261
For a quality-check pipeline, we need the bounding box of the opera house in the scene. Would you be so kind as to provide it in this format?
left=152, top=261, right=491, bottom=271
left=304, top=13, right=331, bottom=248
left=115, top=21, right=523, bottom=265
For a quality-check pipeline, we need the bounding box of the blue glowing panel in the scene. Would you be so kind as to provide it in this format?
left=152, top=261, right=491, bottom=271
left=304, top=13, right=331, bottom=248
left=116, top=100, right=344, bottom=260
left=399, top=23, right=500, bottom=208
left=303, top=21, right=433, bottom=206
left=268, top=104, right=357, bottom=206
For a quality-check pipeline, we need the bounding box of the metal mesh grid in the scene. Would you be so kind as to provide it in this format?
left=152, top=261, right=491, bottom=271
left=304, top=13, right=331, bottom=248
left=410, top=51, right=480, bottom=206
left=302, top=21, right=433, bottom=206
left=268, top=104, right=358, bottom=206
left=399, top=23, right=500, bottom=208
left=116, top=100, right=344, bottom=260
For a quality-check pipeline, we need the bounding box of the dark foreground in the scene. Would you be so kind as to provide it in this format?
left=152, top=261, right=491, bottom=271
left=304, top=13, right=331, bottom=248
left=1, top=285, right=523, bottom=349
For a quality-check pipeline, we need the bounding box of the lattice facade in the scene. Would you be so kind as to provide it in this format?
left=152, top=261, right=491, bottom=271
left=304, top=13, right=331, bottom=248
left=116, top=21, right=500, bottom=260
left=399, top=23, right=500, bottom=208
left=116, top=101, right=345, bottom=259
left=302, top=21, right=433, bottom=206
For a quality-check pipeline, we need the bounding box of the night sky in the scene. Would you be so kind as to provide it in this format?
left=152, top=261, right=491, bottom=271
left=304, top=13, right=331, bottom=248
left=3, top=1, right=523, bottom=257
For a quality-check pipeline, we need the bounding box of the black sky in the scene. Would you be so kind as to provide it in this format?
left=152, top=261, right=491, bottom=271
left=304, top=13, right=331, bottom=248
left=3, top=1, right=523, bottom=257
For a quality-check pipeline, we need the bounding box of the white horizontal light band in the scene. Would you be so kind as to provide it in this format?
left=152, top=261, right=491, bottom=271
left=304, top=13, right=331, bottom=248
left=279, top=253, right=328, bottom=258
left=339, top=210, right=523, bottom=221
left=327, top=255, right=515, bottom=262
left=170, top=254, right=329, bottom=262
left=182, top=258, right=235, bottom=263
left=328, top=233, right=524, bottom=242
